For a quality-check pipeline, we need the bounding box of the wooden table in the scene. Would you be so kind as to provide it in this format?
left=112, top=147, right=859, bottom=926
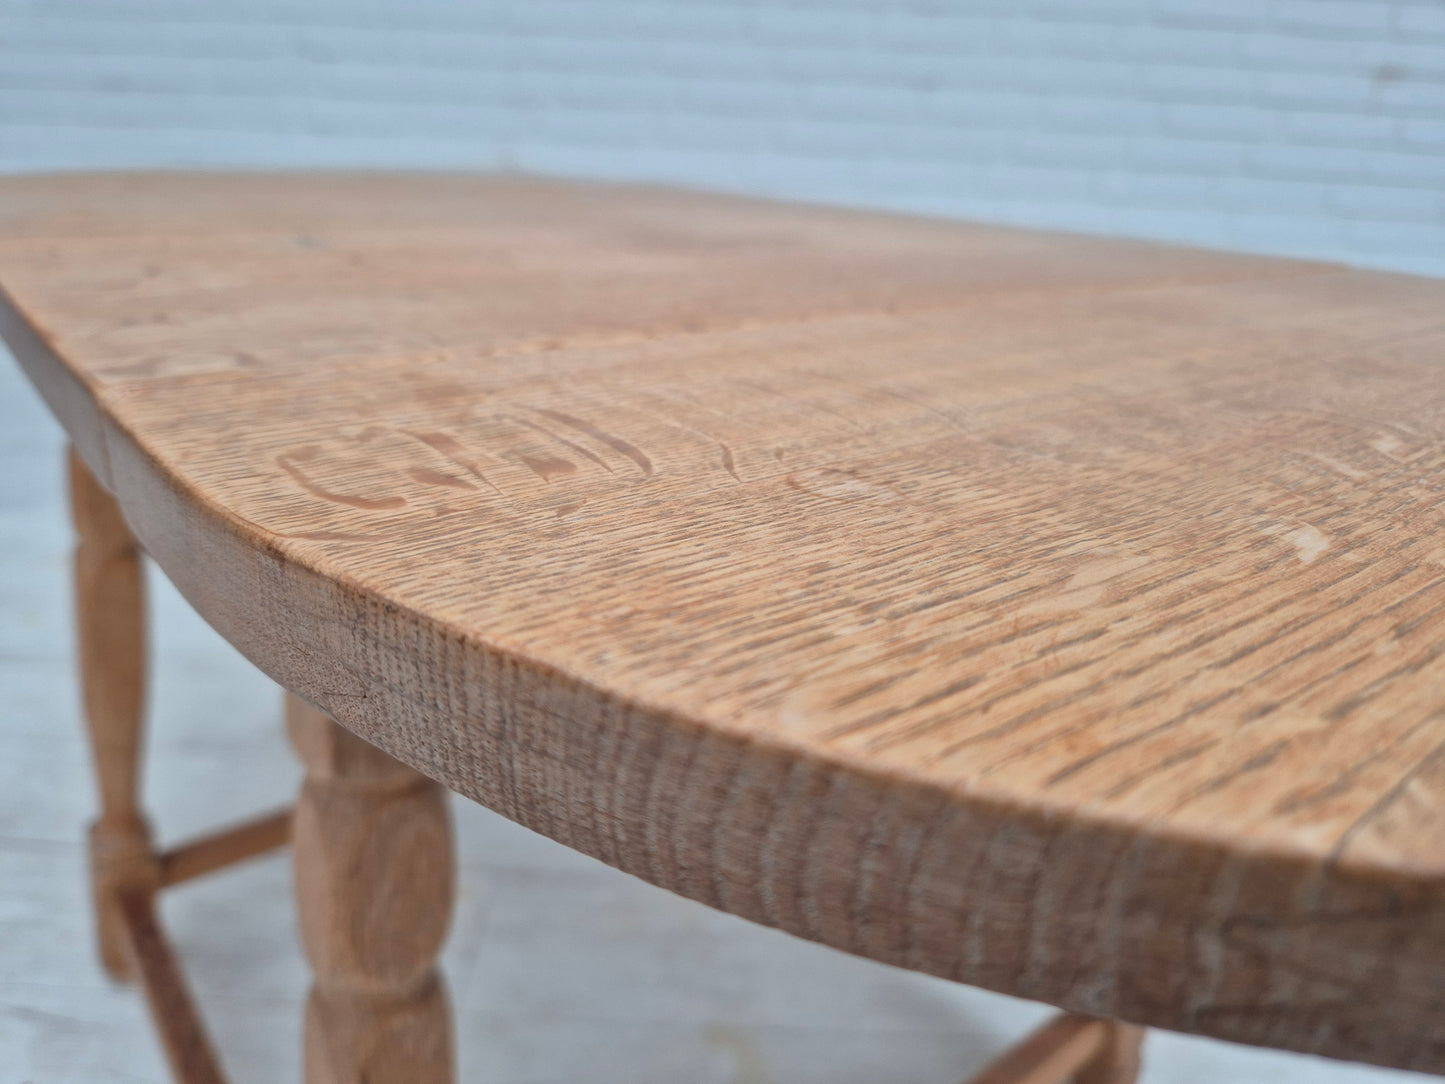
left=1, top=173, right=1442, bottom=1084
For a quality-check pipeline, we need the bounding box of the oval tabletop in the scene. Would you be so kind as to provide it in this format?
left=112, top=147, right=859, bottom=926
left=2, top=173, right=1443, bottom=1074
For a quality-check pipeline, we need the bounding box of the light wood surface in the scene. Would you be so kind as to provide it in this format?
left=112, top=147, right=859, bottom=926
left=5, top=172, right=1445, bottom=1073
left=115, top=888, right=226, bottom=1084
left=155, top=808, right=292, bottom=889
left=287, top=695, right=455, bottom=1084
left=69, top=445, right=157, bottom=980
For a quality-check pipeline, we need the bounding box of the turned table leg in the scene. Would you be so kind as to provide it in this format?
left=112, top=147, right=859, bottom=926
left=287, top=695, right=455, bottom=1084
left=69, top=447, right=157, bottom=981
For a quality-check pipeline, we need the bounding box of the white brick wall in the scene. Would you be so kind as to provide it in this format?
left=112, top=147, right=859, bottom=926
left=1, top=0, right=1442, bottom=274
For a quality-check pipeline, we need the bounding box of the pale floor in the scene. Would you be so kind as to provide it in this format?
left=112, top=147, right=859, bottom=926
left=0, top=356, right=1428, bottom=1084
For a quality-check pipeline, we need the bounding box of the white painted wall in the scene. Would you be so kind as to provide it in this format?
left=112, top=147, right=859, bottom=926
left=1, top=0, right=1442, bottom=274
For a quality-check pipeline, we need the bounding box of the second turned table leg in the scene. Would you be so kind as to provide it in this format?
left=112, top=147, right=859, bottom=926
left=286, top=695, right=456, bottom=1084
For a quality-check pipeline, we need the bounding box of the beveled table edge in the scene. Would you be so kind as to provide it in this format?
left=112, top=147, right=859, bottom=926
left=2, top=195, right=1441, bottom=1074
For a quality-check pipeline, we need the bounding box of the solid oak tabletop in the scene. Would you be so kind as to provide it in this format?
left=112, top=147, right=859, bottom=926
left=1, top=173, right=1442, bottom=1074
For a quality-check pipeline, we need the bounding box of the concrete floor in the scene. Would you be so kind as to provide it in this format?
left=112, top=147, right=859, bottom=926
left=0, top=354, right=1428, bottom=1083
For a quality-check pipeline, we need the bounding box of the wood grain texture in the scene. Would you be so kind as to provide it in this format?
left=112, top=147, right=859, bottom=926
left=4, top=173, right=1445, bottom=1072
left=287, top=695, right=454, bottom=1084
